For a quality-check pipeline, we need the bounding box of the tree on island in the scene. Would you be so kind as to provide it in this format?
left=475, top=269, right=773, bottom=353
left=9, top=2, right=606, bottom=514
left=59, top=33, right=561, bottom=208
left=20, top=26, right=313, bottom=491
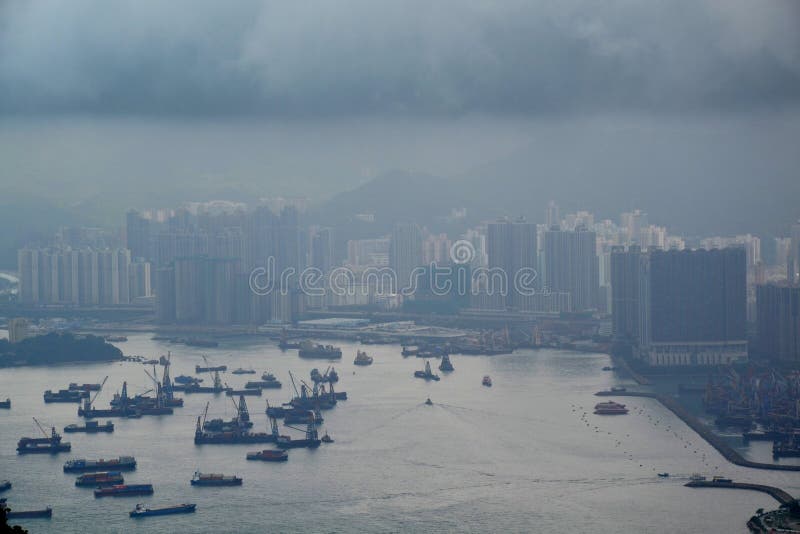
left=0, top=505, right=28, bottom=534
left=0, top=332, right=122, bottom=366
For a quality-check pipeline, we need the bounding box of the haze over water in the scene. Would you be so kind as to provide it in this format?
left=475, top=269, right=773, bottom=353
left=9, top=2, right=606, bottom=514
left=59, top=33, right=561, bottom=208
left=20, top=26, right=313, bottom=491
left=0, top=332, right=787, bottom=533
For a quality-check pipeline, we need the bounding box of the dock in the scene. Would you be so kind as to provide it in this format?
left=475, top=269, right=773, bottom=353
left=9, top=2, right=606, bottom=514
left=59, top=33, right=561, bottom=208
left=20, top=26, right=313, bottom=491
left=685, top=480, right=794, bottom=505
left=595, top=390, right=800, bottom=472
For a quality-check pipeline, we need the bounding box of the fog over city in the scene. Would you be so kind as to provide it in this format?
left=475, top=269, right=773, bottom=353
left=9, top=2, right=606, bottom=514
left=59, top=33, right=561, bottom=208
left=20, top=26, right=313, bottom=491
left=2, top=2, right=800, bottom=533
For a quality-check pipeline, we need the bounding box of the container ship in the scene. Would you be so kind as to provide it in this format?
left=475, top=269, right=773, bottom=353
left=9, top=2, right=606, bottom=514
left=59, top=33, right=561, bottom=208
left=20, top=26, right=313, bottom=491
left=17, top=424, right=71, bottom=455
left=298, top=341, right=342, bottom=359
left=130, top=503, right=196, bottom=518
left=190, top=472, right=243, bottom=486
left=64, top=456, right=137, bottom=472
left=75, top=471, right=124, bottom=487
left=354, top=350, right=373, bottom=366
left=246, top=449, right=288, bottom=462
left=594, top=401, right=629, bottom=415
left=94, top=484, right=154, bottom=498
left=64, top=420, right=114, bottom=433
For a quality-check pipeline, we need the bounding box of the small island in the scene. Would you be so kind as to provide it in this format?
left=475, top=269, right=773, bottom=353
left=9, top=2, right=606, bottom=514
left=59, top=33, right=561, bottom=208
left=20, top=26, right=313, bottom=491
left=0, top=332, right=123, bottom=367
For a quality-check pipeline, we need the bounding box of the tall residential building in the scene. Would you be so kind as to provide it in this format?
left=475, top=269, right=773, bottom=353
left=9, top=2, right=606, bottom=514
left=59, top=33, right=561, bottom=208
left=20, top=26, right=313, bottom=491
left=612, top=247, right=747, bottom=366
left=546, top=201, right=560, bottom=229
left=130, top=259, right=152, bottom=299
left=756, top=284, right=800, bottom=363
left=389, top=223, right=423, bottom=293
left=346, top=238, right=390, bottom=267
left=487, top=217, right=538, bottom=309
left=620, top=209, right=648, bottom=244
left=543, top=226, right=598, bottom=312
left=422, top=233, right=451, bottom=265
left=789, top=220, right=800, bottom=285
left=125, top=210, right=152, bottom=261
left=310, top=227, right=336, bottom=273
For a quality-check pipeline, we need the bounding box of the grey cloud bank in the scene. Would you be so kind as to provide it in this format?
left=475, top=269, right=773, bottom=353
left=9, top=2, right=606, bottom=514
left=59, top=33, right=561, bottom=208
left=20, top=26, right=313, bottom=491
left=1, top=0, right=798, bottom=116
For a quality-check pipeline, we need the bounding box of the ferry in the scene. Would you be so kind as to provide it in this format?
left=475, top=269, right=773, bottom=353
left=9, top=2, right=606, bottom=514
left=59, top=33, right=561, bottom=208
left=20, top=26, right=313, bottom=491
left=354, top=350, right=374, bottom=366
left=594, top=401, right=629, bottom=415
left=482, top=375, right=492, bottom=387
left=94, top=484, right=154, bottom=498
left=130, top=503, right=196, bottom=518
left=246, top=449, right=289, bottom=462
left=190, top=472, right=242, bottom=487
left=75, top=472, right=124, bottom=487
left=64, top=420, right=115, bottom=433
left=64, top=456, right=137, bottom=472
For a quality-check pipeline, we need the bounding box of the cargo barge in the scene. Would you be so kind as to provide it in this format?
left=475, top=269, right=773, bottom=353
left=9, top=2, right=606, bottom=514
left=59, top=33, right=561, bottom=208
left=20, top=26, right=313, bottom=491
left=44, top=389, right=88, bottom=403
left=190, top=472, right=242, bottom=486
left=64, top=456, right=137, bottom=472
left=246, top=449, right=288, bottom=462
left=94, top=484, right=154, bottom=498
left=196, top=365, right=226, bottom=373
left=64, top=420, right=114, bottom=433
left=17, top=424, right=71, bottom=455
left=130, top=503, right=195, bottom=518
left=75, top=472, right=124, bottom=487
left=226, top=388, right=262, bottom=397
left=4, top=507, right=52, bottom=519
left=245, top=380, right=282, bottom=390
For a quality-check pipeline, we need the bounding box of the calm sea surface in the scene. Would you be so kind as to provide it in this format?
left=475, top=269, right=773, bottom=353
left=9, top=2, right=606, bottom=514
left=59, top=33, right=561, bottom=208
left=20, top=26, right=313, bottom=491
left=0, top=331, right=794, bottom=533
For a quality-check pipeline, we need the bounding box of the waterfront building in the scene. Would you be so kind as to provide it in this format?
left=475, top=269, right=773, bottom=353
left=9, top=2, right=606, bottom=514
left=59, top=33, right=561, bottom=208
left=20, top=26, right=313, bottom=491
left=756, top=283, right=800, bottom=363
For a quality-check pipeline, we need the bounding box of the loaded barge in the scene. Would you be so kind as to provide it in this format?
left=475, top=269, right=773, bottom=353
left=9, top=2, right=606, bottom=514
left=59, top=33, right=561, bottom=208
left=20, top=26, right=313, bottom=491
left=94, top=484, right=154, bottom=498
left=75, top=472, right=125, bottom=487
left=64, top=420, right=114, bottom=433
left=190, top=472, right=242, bottom=486
left=64, top=456, right=137, bottom=472
left=130, top=503, right=195, bottom=518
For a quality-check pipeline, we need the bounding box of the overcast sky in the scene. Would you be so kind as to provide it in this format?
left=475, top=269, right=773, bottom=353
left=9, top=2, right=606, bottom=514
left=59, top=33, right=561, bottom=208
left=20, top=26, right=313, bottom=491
left=0, top=0, right=798, bottom=240
left=1, top=0, right=798, bottom=117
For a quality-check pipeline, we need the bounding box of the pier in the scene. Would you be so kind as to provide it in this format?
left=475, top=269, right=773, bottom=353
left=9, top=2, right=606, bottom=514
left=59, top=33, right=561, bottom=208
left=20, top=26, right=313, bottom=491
left=595, top=390, right=800, bottom=472
left=685, top=480, right=794, bottom=505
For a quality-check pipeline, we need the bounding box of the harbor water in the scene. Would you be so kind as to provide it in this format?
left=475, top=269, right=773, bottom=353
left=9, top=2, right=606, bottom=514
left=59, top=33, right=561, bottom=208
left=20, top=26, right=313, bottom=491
left=0, top=332, right=794, bottom=533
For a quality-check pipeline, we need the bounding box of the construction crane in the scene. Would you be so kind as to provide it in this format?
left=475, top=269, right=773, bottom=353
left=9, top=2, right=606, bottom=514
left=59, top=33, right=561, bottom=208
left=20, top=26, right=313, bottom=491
left=288, top=371, right=300, bottom=398
left=32, top=416, right=50, bottom=439
left=85, top=376, right=109, bottom=410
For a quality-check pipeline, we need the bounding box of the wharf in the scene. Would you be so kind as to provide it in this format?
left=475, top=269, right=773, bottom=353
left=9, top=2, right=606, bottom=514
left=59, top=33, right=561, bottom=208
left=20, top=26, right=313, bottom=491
left=685, top=480, right=794, bottom=505
left=595, top=390, right=800, bottom=472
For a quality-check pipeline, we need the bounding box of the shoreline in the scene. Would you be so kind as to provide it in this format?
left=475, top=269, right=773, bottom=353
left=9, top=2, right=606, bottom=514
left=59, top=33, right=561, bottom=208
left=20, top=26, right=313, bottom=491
left=596, top=390, right=800, bottom=472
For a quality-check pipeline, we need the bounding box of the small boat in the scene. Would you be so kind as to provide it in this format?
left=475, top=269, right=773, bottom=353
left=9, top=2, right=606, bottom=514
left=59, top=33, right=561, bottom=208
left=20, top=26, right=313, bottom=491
left=438, top=354, right=454, bottom=372
left=610, top=386, right=627, bottom=392
left=711, top=476, right=733, bottom=484
left=94, top=484, right=154, bottom=498
left=174, top=375, right=202, bottom=384
left=5, top=507, right=52, bottom=519
left=594, top=401, right=628, bottom=415
left=689, top=473, right=706, bottom=482
left=354, top=350, right=373, bottom=366
left=321, top=433, right=334, bottom=443
left=130, top=503, right=196, bottom=518
left=482, top=376, right=492, bottom=387
left=231, top=368, right=256, bottom=375
left=0, top=480, right=11, bottom=493
left=602, top=366, right=617, bottom=371
left=425, top=398, right=433, bottom=406
left=246, top=449, right=288, bottom=462
left=0, top=398, right=10, bottom=409
left=190, top=472, right=242, bottom=486
left=657, top=473, right=669, bottom=478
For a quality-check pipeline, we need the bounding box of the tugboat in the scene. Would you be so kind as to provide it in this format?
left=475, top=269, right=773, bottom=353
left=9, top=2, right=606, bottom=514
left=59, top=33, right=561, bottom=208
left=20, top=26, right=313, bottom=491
left=64, top=456, right=137, bottom=472
left=190, top=472, right=242, bottom=486
left=231, top=368, right=256, bottom=375
left=657, top=472, right=669, bottom=478
left=354, top=350, right=373, bottom=366
left=17, top=420, right=71, bottom=454
left=414, top=361, right=440, bottom=381
left=246, top=449, right=288, bottom=462
left=75, top=472, right=125, bottom=487
left=0, top=398, right=10, bottom=409
left=321, top=433, right=334, bottom=443
left=64, top=420, right=115, bottom=433
left=482, top=376, right=492, bottom=387
left=593, top=401, right=629, bottom=415
left=438, top=354, right=454, bottom=372
left=425, top=398, right=433, bottom=406
left=130, top=503, right=196, bottom=518
left=94, top=484, right=154, bottom=498
left=298, top=341, right=342, bottom=360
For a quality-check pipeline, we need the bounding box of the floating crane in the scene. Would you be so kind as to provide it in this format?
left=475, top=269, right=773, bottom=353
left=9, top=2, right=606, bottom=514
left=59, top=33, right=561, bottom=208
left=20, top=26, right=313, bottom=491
left=81, top=376, right=109, bottom=413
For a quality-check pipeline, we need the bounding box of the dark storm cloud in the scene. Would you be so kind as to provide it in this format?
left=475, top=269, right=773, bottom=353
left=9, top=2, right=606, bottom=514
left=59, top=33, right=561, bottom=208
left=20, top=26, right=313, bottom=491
left=0, top=0, right=798, bottom=116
